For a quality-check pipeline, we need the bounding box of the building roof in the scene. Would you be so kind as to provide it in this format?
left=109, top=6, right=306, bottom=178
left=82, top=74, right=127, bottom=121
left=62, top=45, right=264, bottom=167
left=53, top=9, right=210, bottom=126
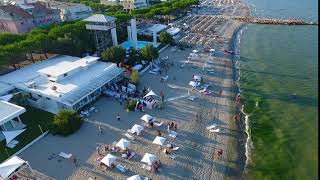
left=0, top=55, right=124, bottom=106
left=0, top=100, right=26, bottom=126
left=44, top=0, right=92, bottom=10
left=83, top=14, right=116, bottom=23
left=0, top=4, right=33, bottom=20
left=166, top=27, right=180, bottom=36
left=146, top=24, right=167, bottom=33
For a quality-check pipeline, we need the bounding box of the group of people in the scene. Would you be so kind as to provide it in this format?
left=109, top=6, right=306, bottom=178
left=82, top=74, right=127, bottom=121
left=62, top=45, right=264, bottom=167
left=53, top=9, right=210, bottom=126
left=167, top=122, right=178, bottom=131
left=151, top=160, right=161, bottom=172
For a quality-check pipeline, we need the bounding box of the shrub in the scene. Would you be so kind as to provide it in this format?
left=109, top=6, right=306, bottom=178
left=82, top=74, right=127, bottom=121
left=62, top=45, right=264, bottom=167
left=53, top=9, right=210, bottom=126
left=10, top=93, right=29, bottom=106
left=50, top=110, right=83, bottom=136
left=159, top=31, right=174, bottom=45
left=125, top=100, right=137, bottom=111
left=130, top=70, right=140, bottom=85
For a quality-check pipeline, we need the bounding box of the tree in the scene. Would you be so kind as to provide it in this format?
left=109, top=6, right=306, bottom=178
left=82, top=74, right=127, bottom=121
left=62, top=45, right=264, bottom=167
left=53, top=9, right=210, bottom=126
left=129, top=70, right=139, bottom=85
left=50, top=110, right=83, bottom=136
left=0, top=33, right=26, bottom=46
left=159, top=31, right=174, bottom=45
left=127, top=47, right=142, bottom=66
left=141, top=45, right=159, bottom=61
left=101, top=46, right=125, bottom=63
left=1, top=44, right=26, bottom=69
left=10, top=93, right=29, bottom=106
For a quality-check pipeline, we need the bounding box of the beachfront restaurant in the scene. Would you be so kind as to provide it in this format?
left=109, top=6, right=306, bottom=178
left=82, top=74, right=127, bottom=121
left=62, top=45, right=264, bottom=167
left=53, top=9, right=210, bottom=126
left=0, top=55, right=124, bottom=114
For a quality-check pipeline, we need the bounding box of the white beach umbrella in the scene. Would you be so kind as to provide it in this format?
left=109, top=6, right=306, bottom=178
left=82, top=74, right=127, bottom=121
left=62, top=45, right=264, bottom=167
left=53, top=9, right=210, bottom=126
left=193, top=75, right=201, bottom=81
left=152, top=136, right=166, bottom=146
left=100, top=153, right=117, bottom=166
left=189, top=81, right=198, bottom=87
left=131, top=124, right=144, bottom=134
left=127, top=175, right=141, bottom=180
left=141, top=153, right=157, bottom=165
left=141, top=114, right=154, bottom=123
left=143, top=90, right=158, bottom=98
left=115, top=138, right=130, bottom=150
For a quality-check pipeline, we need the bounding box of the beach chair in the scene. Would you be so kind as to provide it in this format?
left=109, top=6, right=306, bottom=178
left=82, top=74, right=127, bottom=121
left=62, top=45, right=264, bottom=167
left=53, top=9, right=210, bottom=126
left=148, top=71, right=158, bottom=75
left=160, top=75, right=169, bottom=82
left=116, top=164, right=127, bottom=172
left=58, top=152, right=72, bottom=159
left=141, top=164, right=151, bottom=171
left=128, top=152, right=136, bottom=159
left=124, top=133, right=135, bottom=140
left=154, top=122, right=163, bottom=127
left=169, top=131, right=177, bottom=139
left=209, top=128, right=220, bottom=133
left=206, top=124, right=218, bottom=130
left=172, top=147, right=180, bottom=151
left=188, top=96, right=196, bottom=101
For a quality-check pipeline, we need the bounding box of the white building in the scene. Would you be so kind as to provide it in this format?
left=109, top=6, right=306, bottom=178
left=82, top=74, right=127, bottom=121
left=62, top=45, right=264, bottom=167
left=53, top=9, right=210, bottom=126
left=0, top=55, right=124, bottom=114
left=122, top=0, right=148, bottom=11
left=0, top=100, right=26, bottom=132
left=41, top=0, right=92, bottom=21
left=166, top=27, right=181, bottom=39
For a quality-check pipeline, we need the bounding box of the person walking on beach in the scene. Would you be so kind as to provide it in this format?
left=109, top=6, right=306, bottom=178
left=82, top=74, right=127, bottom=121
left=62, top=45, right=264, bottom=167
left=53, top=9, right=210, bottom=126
left=160, top=91, right=164, bottom=103
left=216, top=149, right=223, bottom=160
left=117, top=114, right=120, bottom=121
left=219, top=89, right=222, bottom=96
left=73, top=156, right=78, bottom=167
left=98, top=125, right=102, bottom=134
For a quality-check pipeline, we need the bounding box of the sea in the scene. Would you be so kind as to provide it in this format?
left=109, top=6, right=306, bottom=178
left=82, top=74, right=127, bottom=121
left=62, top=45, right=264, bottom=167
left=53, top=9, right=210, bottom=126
left=234, top=0, right=318, bottom=179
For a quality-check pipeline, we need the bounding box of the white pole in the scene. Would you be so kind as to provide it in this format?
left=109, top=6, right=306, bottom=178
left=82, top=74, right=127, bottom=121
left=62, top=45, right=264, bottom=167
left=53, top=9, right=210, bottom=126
left=38, top=124, right=43, bottom=134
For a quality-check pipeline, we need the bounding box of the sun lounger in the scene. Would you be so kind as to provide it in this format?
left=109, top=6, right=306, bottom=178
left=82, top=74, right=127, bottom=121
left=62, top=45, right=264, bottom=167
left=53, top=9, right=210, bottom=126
left=124, top=133, right=135, bottom=140
left=154, top=122, right=163, bottom=127
left=128, top=152, right=136, bottom=159
left=116, top=164, right=127, bottom=172
left=169, top=155, right=176, bottom=159
left=188, top=96, right=196, bottom=101
left=59, top=152, right=72, bottom=159
left=172, top=147, right=180, bottom=151
left=206, top=124, right=217, bottom=130
left=169, top=131, right=177, bottom=139
left=141, top=164, right=152, bottom=171
left=148, top=71, right=158, bottom=75
left=209, top=128, right=220, bottom=133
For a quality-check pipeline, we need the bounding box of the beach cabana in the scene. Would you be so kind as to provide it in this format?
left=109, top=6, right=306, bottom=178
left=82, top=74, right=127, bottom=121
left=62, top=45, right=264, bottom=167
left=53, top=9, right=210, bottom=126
left=127, top=175, right=141, bottom=180
left=0, top=156, right=33, bottom=179
left=141, top=153, right=157, bottom=165
left=115, top=138, right=130, bottom=150
left=189, top=81, right=199, bottom=87
left=131, top=124, right=144, bottom=134
left=152, top=136, right=166, bottom=146
left=141, top=114, right=155, bottom=123
left=143, top=90, right=158, bottom=98
left=100, top=153, right=117, bottom=167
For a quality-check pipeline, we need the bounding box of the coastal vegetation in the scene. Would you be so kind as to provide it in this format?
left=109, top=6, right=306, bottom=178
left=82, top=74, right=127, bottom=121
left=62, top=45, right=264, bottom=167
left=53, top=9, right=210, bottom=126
left=141, top=45, right=159, bottom=61
left=101, top=46, right=126, bottom=63
left=50, top=110, right=83, bottom=136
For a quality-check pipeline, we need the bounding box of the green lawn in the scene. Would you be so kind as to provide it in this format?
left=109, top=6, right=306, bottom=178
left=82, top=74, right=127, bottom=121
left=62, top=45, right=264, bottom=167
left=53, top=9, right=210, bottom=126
left=0, top=106, right=54, bottom=162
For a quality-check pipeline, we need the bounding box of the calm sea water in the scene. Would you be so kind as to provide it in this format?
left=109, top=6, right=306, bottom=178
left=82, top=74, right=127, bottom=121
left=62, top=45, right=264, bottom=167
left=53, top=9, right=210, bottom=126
left=238, top=0, right=318, bottom=179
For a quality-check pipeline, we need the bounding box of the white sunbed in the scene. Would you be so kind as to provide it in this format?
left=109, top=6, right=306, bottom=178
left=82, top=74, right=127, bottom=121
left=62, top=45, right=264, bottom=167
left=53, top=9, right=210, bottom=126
left=141, top=164, right=152, bottom=171
left=124, top=133, right=135, bottom=140
left=169, top=131, right=177, bottom=139
left=148, top=71, right=158, bottom=75
left=59, top=152, right=72, bottom=159
left=206, top=123, right=218, bottom=130
left=188, top=96, right=196, bottom=101
left=116, top=164, right=127, bottom=172
left=209, top=128, right=220, bottom=133
left=154, top=122, right=163, bottom=127
left=172, top=147, right=180, bottom=151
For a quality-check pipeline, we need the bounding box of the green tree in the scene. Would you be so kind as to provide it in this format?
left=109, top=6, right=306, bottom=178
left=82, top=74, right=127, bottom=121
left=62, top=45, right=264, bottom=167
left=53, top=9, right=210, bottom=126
left=127, top=47, right=142, bottom=66
left=141, top=45, right=159, bottom=61
left=159, top=31, right=174, bottom=45
left=101, top=46, right=125, bottom=63
left=0, top=33, right=26, bottom=46
left=11, top=93, right=29, bottom=106
left=129, top=70, right=139, bottom=85
left=51, top=110, right=83, bottom=136
left=1, top=44, right=26, bottom=69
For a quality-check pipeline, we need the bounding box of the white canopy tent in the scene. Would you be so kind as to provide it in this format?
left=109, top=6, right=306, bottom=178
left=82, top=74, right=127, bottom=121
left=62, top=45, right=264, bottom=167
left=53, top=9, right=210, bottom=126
left=0, top=156, right=33, bottom=180
left=141, top=153, right=157, bottom=165
left=143, top=90, right=158, bottom=98
left=140, top=114, right=155, bottom=123
left=115, top=138, right=130, bottom=150
left=2, top=129, right=26, bottom=145
left=130, top=124, right=144, bottom=134
left=127, top=175, right=141, bottom=180
left=100, top=153, right=117, bottom=167
left=152, top=136, right=166, bottom=146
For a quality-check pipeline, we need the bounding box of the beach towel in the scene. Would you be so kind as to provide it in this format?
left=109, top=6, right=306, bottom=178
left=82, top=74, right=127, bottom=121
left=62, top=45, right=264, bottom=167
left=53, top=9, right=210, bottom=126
left=209, top=128, right=220, bottom=133
left=58, top=152, right=72, bottom=159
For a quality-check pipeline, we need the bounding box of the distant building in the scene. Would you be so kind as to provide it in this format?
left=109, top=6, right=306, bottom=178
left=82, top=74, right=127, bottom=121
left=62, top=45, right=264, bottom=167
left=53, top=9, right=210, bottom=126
left=122, top=0, right=148, bottom=11
left=100, top=0, right=120, bottom=6
left=0, top=2, right=60, bottom=33
left=40, top=0, right=92, bottom=21
left=0, top=55, right=124, bottom=114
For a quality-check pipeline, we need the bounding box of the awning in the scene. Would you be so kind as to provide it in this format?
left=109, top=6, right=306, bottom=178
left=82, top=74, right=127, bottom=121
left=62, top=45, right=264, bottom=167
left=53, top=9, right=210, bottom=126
left=0, top=156, right=26, bottom=179
left=2, top=129, right=26, bottom=145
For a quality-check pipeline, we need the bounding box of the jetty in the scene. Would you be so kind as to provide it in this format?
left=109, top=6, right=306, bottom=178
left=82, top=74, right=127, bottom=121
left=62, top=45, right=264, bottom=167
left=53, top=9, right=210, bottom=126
left=232, top=16, right=318, bottom=26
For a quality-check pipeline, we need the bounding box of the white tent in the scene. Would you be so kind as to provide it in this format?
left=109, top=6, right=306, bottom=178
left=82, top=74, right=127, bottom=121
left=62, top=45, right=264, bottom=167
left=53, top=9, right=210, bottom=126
left=152, top=136, right=166, bottom=146
left=130, top=124, right=144, bottom=134
left=2, top=129, right=26, bottom=145
left=141, top=114, right=154, bottom=123
left=189, top=81, right=199, bottom=87
left=115, top=138, right=130, bottom=150
left=100, top=153, right=117, bottom=167
left=0, top=156, right=32, bottom=180
left=127, top=175, right=141, bottom=180
left=143, top=90, right=158, bottom=98
left=193, top=75, right=202, bottom=81
left=141, top=153, right=157, bottom=165
left=0, top=94, right=13, bottom=102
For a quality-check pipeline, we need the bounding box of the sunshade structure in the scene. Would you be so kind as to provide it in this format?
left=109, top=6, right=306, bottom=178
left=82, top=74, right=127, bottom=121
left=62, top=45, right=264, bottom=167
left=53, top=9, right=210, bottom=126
left=189, top=81, right=199, bottom=87
left=141, top=153, right=157, bottom=165
left=143, top=90, right=158, bottom=98
left=2, top=129, right=26, bottom=145
left=193, top=75, right=202, bottom=81
left=0, top=156, right=33, bottom=179
left=127, top=175, right=141, bottom=180
left=131, top=124, right=144, bottom=134
left=100, top=153, right=117, bottom=167
left=115, top=138, right=130, bottom=150
left=152, top=136, right=166, bottom=146
left=141, top=114, right=154, bottom=123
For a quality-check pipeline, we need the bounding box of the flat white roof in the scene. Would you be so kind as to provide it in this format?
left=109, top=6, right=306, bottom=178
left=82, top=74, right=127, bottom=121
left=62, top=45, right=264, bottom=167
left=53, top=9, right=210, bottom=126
left=142, top=24, right=167, bottom=35
left=166, top=27, right=180, bottom=36
left=0, top=55, right=123, bottom=106
left=0, top=100, right=26, bottom=126
left=83, top=14, right=116, bottom=23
